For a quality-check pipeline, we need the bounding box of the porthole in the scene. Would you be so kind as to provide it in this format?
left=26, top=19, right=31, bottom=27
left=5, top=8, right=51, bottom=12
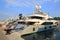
left=49, top=26, right=52, bottom=28
left=44, top=27, right=47, bottom=29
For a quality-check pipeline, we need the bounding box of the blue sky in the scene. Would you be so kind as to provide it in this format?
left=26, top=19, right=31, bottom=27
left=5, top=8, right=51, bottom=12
left=0, top=0, right=60, bottom=20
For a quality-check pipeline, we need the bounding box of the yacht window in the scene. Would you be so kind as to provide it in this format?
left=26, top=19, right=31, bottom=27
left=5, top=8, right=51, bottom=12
left=48, top=18, right=53, bottom=20
left=18, top=22, right=25, bottom=24
left=27, top=22, right=35, bottom=25
left=41, top=22, right=53, bottom=25
left=15, top=24, right=24, bottom=30
left=44, top=27, right=47, bottom=29
left=30, top=16, right=44, bottom=20
left=49, top=26, right=52, bottom=28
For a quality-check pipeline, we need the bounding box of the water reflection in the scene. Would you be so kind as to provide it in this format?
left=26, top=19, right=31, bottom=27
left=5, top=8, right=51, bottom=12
left=21, top=29, right=58, bottom=40
left=55, top=23, right=60, bottom=40
left=15, top=24, right=59, bottom=40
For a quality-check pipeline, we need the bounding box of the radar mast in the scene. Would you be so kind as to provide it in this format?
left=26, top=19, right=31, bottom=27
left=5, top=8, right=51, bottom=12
left=35, top=5, right=41, bottom=13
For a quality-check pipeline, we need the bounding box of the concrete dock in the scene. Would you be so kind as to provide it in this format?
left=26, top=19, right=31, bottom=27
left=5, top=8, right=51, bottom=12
left=0, top=30, right=9, bottom=40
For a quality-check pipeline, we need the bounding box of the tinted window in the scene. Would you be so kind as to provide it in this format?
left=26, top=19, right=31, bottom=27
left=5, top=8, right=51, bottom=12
left=42, top=22, right=53, bottom=25
left=48, top=18, right=53, bottom=20
left=27, top=22, right=35, bottom=25
left=18, top=22, right=25, bottom=24
left=30, top=16, right=44, bottom=20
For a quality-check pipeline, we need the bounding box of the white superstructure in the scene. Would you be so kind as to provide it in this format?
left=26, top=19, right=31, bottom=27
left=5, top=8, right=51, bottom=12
left=15, top=5, right=58, bottom=35
left=18, top=5, right=57, bottom=26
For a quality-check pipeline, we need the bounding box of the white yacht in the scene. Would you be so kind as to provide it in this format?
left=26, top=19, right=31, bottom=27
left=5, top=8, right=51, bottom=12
left=15, top=5, right=58, bottom=36
left=1, top=5, right=58, bottom=37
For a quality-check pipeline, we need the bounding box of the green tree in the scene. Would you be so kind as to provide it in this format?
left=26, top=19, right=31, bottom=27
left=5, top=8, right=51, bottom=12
left=53, top=17, right=60, bottom=20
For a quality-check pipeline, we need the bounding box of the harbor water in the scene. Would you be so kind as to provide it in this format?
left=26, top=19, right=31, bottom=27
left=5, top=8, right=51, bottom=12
left=21, top=23, right=60, bottom=40
left=15, top=24, right=60, bottom=40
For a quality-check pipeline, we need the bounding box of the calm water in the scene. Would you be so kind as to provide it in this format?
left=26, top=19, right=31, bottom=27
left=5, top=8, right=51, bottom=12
left=21, top=25, right=60, bottom=40
left=55, top=23, right=60, bottom=40
left=16, top=24, right=60, bottom=40
left=21, top=30, right=56, bottom=40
